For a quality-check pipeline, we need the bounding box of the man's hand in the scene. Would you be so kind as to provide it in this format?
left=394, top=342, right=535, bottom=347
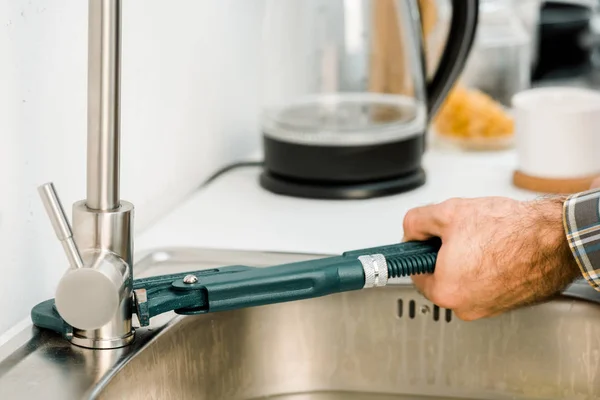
left=403, top=197, right=581, bottom=321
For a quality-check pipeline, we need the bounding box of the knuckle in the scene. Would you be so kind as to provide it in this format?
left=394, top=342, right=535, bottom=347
left=442, top=197, right=461, bottom=209
left=403, top=210, right=418, bottom=233
left=438, top=198, right=461, bottom=224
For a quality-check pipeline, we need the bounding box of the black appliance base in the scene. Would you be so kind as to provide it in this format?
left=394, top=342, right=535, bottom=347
left=259, top=168, right=426, bottom=200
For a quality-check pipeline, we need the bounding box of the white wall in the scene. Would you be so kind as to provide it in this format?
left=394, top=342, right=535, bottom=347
left=0, top=0, right=265, bottom=337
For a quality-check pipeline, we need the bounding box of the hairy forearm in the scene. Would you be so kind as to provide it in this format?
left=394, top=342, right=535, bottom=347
left=524, top=197, right=581, bottom=298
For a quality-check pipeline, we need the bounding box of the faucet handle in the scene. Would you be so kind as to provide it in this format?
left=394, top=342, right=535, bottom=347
left=38, top=182, right=84, bottom=269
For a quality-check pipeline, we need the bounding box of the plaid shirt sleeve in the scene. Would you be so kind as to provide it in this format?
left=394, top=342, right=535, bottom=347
left=564, top=188, right=600, bottom=291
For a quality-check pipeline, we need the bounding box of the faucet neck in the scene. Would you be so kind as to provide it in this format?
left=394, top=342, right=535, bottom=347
left=86, top=0, right=122, bottom=211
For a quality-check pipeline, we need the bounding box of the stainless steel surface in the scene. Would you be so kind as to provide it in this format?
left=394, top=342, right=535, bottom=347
left=359, top=254, right=388, bottom=288
left=183, top=274, right=198, bottom=284
left=39, top=0, right=133, bottom=348
left=248, top=395, right=472, bottom=400
left=68, top=200, right=134, bottom=348
left=56, top=252, right=132, bottom=341
left=87, top=0, right=121, bottom=211
left=38, top=182, right=84, bottom=269
left=1, top=248, right=599, bottom=400
left=72, top=200, right=133, bottom=261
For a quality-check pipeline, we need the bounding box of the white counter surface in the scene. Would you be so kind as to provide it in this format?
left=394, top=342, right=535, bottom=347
left=137, top=148, right=537, bottom=256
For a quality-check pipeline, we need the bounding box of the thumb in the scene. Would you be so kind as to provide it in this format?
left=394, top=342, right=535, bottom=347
left=591, top=176, right=600, bottom=190
left=402, top=204, right=449, bottom=303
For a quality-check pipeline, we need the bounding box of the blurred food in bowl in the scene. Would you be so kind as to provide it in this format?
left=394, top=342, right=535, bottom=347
left=432, top=84, right=515, bottom=150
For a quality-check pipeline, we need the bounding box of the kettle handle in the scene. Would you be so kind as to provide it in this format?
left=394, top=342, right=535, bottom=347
left=425, top=0, right=479, bottom=118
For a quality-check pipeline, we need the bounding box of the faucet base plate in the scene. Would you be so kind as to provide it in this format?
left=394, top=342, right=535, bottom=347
left=70, top=330, right=135, bottom=349
left=30, top=299, right=136, bottom=349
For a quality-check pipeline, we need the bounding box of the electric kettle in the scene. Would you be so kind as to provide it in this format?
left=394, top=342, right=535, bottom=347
left=259, top=0, right=480, bottom=199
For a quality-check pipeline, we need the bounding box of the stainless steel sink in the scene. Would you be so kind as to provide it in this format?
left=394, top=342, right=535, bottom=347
left=1, top=248, right=600, bottom=400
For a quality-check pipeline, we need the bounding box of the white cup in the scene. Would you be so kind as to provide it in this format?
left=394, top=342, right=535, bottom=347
left=512, top=86, right=600, bottom=179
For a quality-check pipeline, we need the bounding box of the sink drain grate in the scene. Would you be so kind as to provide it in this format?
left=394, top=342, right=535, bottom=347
left=397, top=299, right=452, bottom=323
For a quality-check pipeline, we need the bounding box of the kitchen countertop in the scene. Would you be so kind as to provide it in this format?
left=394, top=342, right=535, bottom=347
left=136, top=148, right=537, bottom=256
left=134, top=69, right=600, bottom=256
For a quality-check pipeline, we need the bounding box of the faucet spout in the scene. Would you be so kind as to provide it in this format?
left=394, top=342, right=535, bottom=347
left=87, top=0, right=121, bottom=211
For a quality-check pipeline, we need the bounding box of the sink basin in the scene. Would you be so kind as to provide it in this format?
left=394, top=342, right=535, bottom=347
left=1, top=248, right=600, bottom=400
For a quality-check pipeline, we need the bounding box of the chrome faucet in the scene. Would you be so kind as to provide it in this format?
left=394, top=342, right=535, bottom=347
left=38, top=0, right=133, bottom=349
